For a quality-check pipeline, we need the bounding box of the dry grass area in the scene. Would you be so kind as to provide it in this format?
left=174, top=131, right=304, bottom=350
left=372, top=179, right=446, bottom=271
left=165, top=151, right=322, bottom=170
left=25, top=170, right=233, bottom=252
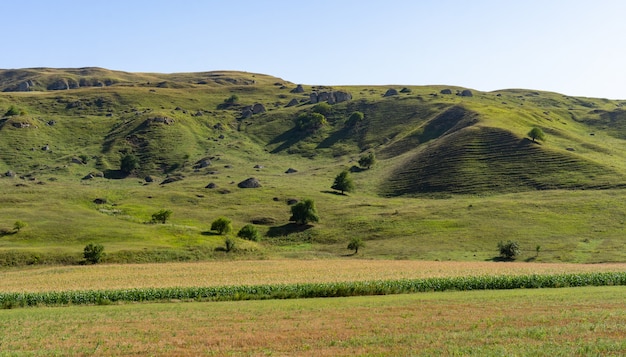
left=0, top=286, right=624, bottom=356
left=1, top=260, right=624, bottom=293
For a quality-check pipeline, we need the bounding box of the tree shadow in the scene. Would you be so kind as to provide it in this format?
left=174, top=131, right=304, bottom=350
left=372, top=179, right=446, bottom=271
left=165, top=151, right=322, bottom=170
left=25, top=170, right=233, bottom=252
left=349, top=165, right=366, bottom=173
left=0, top=229, right=17, bottom=237
left=486, top=256, right=517, bottom=262
left=266, top=223, right=313, bottom=237
left=268, top=128, right=309, bottom=153
left=316, top=127, right=349, bottom=149
left=321, top=190, right=347, bottom=196
left=103, top=169, right=130, bottom=179
left=201, top=231, right=220, bottom=236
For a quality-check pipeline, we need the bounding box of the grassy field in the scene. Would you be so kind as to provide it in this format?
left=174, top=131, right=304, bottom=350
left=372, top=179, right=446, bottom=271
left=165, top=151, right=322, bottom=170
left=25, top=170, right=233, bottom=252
left=1, top=286, right=624, bottom=356
left=1, top=260, right=624, bottom=293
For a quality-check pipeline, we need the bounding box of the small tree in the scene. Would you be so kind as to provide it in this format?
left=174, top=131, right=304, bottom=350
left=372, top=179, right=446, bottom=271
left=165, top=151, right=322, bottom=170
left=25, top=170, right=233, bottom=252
left=347, top=237, right=364, bottom=254
left=528, top=127, right=545, bottom=143
left=224, top=237, right=236, bottom=252
left=312, top=102, right=332, bottom=116
left=237, top=224, right=260, bottom=241
left=497, top=240, right=521, bottom=260
left=13, top=220, right=27, bottom=232
left=211, top=217, right=232, bottom=235
left=358, top=152, right=376, bottom=169
left=151, top=209, right=172, bottom=224
left=346, top=111, right=364, bottom=127
left=120, top=154, right=139, bottom=174
left=289, top=199, right=319, bottom=225
left=331, top=170, right=355, bottom=194
left=83, top=243, right=105, bottom=264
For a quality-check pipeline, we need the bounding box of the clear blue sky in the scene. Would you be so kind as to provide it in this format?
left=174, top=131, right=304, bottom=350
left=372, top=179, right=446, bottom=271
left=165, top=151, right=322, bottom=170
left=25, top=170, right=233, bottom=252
left=3, top=0, right=626, bottom=99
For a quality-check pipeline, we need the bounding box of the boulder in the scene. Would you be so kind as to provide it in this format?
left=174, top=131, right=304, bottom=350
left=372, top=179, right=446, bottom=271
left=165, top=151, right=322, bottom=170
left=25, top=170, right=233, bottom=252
left=194, top=158, right=212, bottom=169
left=42, top=145, right=50, bottom=151
left=290, top=84, right=304, bottom=93
left=317, top=92, right=330, bottom=102
left=205, top=182, right=217, bottom=189
left=160, top=176, right=184, bottom=185
left=47, top=79, right=70, bottom=90
left=4, top=171, right=15, bottom=177
left=47, top=120, right=56, bottom=126
left=252, top=103, right=266, bottom=114
left=238, top=177, right=261, bottom=188
left=383, top=88, right=399, bottom=97
left=253, top=164, right=264, bottom=169
left=440, top=89, right=452, bottom=94
left=145, top=176, right=154, bottom=183
left=241, top=109, right=253, bottom=118
left=82, top=173, right=95, bottom=180
left=286, top=198, right=299, bottom=205
left=334, top=91, right=352, bottom=103
left=93, top=198, right=107, bottom=204
left=459, top=89, right=473, bottom=97
left=285, top=168, right=298, bottom=174
left=12, top=122, right=31, bottom=128
left=71, top=157, right=85, bottom=165
left=286, top=98, right=299, bottom=107
left=310, top=92, right=319, bottom=104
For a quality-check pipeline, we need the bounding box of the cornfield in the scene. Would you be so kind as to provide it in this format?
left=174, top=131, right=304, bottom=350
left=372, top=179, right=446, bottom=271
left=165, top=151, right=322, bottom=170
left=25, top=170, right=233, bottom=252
left=1, top=272, right=624, bottom=309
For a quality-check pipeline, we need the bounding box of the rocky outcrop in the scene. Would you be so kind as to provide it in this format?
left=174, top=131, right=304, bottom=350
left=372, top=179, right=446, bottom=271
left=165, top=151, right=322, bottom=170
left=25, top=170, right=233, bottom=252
left=252, top=103, right=266, bottom=114
left=459, top=89, right=473, bottom=97
left=148, top=117, right=175, bottom=125
left=286, top=98, right=299, bottom=107
left=310, top=91, right=352, bottom=104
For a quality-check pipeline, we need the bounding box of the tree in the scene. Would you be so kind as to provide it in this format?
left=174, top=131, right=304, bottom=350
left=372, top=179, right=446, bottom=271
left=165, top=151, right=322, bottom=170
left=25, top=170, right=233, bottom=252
left=83, top=243, right=105, bottom=264
left=346, top=111, right=364, bottom=127
left=237, top=224, right=260, bottom=241
left=331, top=170, right=355, bottom=194
left=211, top=217, right=232, bottom=235
left=312, top=102, right=332, bottom=116
left=347, top=237, right=364, bottom=254
left=224, top=237, right=236, bottom=252
left=497, top=240, right=521, bottom=260
left=151, top=209, right=172, bottom=224
left=120, top=154, right=139, bottom=174
left=295, top=112, right=327, bottom=131
left=13, top=220, right=27, bottom=232
left=289, top=199, right=319, bottom=225
left=528, top=127, right=545, bottom=143
left=358, top=152, right=376, bottom=169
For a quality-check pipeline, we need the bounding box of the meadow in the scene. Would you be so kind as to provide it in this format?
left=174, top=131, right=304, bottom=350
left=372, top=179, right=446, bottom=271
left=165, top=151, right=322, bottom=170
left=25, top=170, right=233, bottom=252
left=1, top=286, right=624, bottom=356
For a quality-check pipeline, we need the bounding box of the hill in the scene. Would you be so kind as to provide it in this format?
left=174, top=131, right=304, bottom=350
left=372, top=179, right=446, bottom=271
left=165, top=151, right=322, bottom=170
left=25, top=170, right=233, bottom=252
left=0, top=68, right=625, bottom=265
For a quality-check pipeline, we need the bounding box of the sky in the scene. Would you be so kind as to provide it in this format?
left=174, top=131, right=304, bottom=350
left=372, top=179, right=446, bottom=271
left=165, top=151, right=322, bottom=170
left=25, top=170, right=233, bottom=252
left=2, top=0, right=626, bottom=99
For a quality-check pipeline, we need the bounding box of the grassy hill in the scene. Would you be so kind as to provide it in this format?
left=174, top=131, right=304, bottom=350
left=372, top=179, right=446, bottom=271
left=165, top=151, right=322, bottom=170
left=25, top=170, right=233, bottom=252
left=0, top=68, right=625, bottom=265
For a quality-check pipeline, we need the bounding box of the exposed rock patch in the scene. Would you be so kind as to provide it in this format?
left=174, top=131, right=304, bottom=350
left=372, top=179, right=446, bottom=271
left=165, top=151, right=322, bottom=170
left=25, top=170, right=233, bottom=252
left=238, top=177, right=261, bottom=188
left=383, top=88, right=399, bottom=97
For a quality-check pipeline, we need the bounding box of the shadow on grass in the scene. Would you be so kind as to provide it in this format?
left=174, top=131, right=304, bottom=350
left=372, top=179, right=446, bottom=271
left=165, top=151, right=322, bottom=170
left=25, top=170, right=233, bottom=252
left=486, top=256, right=518, bottom=262
left=201, top=231, right=220, bottom=236
left=266, top=223, right=313, bottom=238
left=321, top=190, right=347, bottom=196
left=349, top=165, right=367, bottom=173
left=103, top=170, right=131, bottom=179
left=0, top=229, right=17, bottom=237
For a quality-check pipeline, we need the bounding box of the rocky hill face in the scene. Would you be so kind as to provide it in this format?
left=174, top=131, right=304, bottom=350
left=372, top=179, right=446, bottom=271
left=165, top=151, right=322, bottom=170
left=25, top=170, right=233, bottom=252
left=2, top=67, right=626, bottom=196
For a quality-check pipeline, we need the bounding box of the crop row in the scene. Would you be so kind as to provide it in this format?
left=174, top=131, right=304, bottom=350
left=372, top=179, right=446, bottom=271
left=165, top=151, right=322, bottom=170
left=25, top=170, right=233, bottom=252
left=1, top=272, right=624, bottom=309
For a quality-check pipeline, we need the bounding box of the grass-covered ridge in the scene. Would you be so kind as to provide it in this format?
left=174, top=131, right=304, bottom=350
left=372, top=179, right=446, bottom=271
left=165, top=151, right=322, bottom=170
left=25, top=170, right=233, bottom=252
left=1, top=68, right=626, bottom=264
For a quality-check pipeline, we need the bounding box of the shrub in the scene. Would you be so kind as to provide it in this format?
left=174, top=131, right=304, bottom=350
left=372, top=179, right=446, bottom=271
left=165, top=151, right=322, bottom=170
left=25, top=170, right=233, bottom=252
left=13, top=221, right=27, bottom=232
left=211, top=217, right=232, bottom=235
left=224, top=238, right=236, bottom=252
left=120, top=154, right=139, bottom=174
left=347, top=237, right=364, bottom=254
left=289, top=199, right=319, bottom=225
left=4, top=106, right=20, bottom=116
left=151, top=209, right=172, bottom=224
left=295, top=113, right=327, bottom=131
left=331, top=170, right=355, bottom=194
left=83, top=243, right=105, bottom=264
left=358, top=152, right=376, bottom=169
left=311, top=102, right=332, bottom=116
left=346, top=111, right=364, bottom=128
left=498, top=240, right=521, bottom=260
left=237, top=224, right=260, bottom=241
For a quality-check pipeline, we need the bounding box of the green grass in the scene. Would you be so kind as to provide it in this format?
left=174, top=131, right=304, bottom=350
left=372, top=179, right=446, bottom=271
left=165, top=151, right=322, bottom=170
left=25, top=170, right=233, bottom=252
left=1, top=68, right=626, bottom=265
left=0, top=286, right=623, bottom=356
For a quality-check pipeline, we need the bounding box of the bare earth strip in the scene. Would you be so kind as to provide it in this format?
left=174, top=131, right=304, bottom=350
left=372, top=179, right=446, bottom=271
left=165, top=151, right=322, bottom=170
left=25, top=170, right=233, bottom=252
left=1, top=260, right=624, bottom=293
left=0, top=286, right=624, bottom=356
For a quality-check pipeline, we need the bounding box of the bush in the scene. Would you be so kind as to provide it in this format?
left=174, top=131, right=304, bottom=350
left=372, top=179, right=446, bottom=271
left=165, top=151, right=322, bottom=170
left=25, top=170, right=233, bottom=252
left=211, top=217, right=232, bottom=235
left=151, top=209, right=172, bottom=224
left=224, top=238, right=236, bottom=252
left=237, top=224, right=260, bottom=241
left=120, top=154, right=139, bottom=174
left=498, top=240, right=521, bottom=260
left=346, top=111, right=364, bottom=127
left=311, top=102, right=332, bottom=116
left=289, top=199, right=319, bottom=225
left=83, top=243, right=105, bottom=264
left=4, top=106, right=20, bottom=116
left=358, top=152, right=376, bottom=169
left=13, top=221, right=27, bottom=232
left=295, top=113, right=327, bottom=131
left=347, top=237, right=364, bottom=254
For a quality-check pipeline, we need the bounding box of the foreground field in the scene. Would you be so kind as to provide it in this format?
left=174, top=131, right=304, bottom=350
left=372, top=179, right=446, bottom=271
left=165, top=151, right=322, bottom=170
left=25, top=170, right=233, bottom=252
left=2, top=260, right=625, bottom=293
left=0, top=286, right=624, bottom=356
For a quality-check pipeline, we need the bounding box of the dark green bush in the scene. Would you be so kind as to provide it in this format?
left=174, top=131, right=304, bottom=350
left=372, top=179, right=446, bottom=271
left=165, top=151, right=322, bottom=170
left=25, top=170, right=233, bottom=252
left=83, top=243, right=105, bottom=264
left=237, top=224, right=260, bottom=241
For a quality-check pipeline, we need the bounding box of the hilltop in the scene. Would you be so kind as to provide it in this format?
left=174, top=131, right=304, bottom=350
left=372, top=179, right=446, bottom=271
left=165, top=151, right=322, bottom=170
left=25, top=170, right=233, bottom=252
left=0, top=67, right=625, bottom=265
